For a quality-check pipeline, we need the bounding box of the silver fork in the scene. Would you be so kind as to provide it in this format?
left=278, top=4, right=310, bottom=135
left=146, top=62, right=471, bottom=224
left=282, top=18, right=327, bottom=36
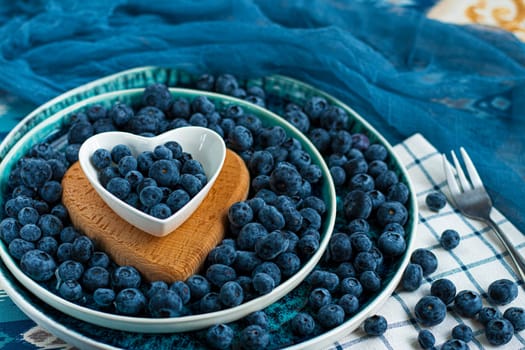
left=443, top=147, right=525, bottom=285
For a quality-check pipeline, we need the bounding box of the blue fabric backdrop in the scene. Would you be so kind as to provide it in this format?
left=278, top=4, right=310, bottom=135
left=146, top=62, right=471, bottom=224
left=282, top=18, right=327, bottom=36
left=0, top=0, right=524, bottom=232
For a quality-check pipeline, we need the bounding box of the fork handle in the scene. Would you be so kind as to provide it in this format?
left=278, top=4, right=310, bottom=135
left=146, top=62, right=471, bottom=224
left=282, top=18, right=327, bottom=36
left=486, top=217, right=525, bottom=286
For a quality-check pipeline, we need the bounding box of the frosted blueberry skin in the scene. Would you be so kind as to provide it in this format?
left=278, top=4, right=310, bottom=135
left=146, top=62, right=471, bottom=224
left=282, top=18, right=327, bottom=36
left=206, top=323, right=234, bottom=350
left=414, top=296, right=447, bottom=327
left=440, top=229, right=460, bottom=250
left=410, top=248, right=438, bottom=276
left=441, top=339, right=469, bottom=350
left=452, top=324, right=474, bottom=343
left=401, top=263, right=423, bottom=291
left=418, top=329, right=435, bottom=349
left=504, top=307, right=525, bottom=332
left=430, top=278, right=457, bottom=305
left=485, top=318, right=514, bottom=346
left=425, top=190, right=447, bottom=212
left=487, top=279, right=518, bottom=306
left=363, top=315, right=387, bottom=336
left=454, top=290, right=483, bottom=318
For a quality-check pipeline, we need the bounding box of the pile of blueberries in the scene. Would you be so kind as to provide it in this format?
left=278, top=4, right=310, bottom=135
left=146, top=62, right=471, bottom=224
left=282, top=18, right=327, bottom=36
left=0, top=73, right=417, bottom=349
left=92, top=141, right=208, bottom=219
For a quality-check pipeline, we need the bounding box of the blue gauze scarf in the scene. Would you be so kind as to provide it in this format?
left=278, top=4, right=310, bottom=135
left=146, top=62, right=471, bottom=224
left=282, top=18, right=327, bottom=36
left=1, top=0, right=524, bottom=233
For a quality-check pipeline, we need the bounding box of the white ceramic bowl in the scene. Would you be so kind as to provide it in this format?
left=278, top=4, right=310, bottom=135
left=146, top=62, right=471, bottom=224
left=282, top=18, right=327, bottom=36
left=78, top=127, right=226, bottom=237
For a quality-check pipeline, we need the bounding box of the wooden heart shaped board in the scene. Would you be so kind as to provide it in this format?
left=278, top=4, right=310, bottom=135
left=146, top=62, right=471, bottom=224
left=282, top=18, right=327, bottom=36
left=62, top=149, right=249, bottom=283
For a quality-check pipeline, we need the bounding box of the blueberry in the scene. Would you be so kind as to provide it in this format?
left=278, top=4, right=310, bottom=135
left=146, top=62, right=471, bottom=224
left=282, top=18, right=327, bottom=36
left=111, top=265, right=141, bottom=290
left=452, top=324, right=473, bottom=342
left=363, top=315, right=387, bottom=336
left=37, top=236, right=58, bottom=255
left=20, top=159, right=52, bottom=189
left=60, top=226, right=80, bottom=243
left=253, top=261, right=281, bottom=285
left=308, top=287, right=332, bottom=310
left=59, top=280, right=83, bottom=301
left=338, top=293, right=360, bottom=315
left=386, top=182, right=409, bottom=204
left=300, top=207, right=321, bottom=231
left=284, top=110, right=310, bottom=133
left=146, top=280, right=168, bottom=299
left=115, top=288, right=146, bottom=316
left=93, top=288, right=116, bottom=308
left=0, top=218, right=20, bottom=244
left=377, top=231, right=406, bottom=256
left=330, top=166, right=346, bottom=186
left=353, top=251, right=378, bottom=273
left=233, top=251, right=262, bottom=274
left=327, top=232, right=351, bottom=262
left=189, top=113, right=208, bottom=127
left=106, top=177, right=131, bottom=200
left=376, top=201, right=408, bottom=227
left=98, top=166, right=120, bottom=187
left=344, top=158, right=368, bottom=178
left=149, top=203, right=172, bottom=219
left=252, top=272, right=275, bottom=295
left=148, top=159, right=179, bottom=187
left=255, top=230, right=289, bottom=260
left=350, top=233, right=372, bottom=252
left=170, top=97, right=191, bottom=119
left=237, top=222, right=267, bottom=250
left=244, top=95, right=265, bottom=108
left=191, top=95, right=215, bottom=114
left=206, top=324, right=234, bottom=350
left=485, top=318, right=514, bottom=345
left=360, top=270, right=382, bottom=292
left=349, top=173, right=375, bottom=192
left=320, top=105, right=348, bottom=130
left=347, top=218, right=370, bottom=234
left=143, top=83, right=172, bottom=111
left=441, top=339, right=469, bottom=350
left=20, top=224, right=42, bottom=242
left=454, top=290, right=483, bottom=318
left=56, top=242, right=73, bottom=262
left=410, top=248, right=438, bottom=276
left=249, top=150, right=274, bottom=175
left=215, top=74, right=238, bottom=95
left=219, top=281, right=244, bottom=307
left=244, top=311, right=269, bottom=329
left=487, top=279, right=518, bottom=305
left=269, top=162, right=302, bottom=197
left=166, top=189, right=190, bottom=212
left=88, top=251, right=110, bottom=268
left=308, top=128, right=331, bottom=153
left=257, top=205, right=285, bottom=232
left=426, top=190, right=447, bottom=212
left=375, top=170, right=398, bottom=192
left=290, top=313, right=316, bottom=337
left=478, top=306, right=502, bottom=325
left=86, top=104, right=107, bottom=122
left=439, top=229, right=461, bottom=250
left=109, top=102, right=134, bottom=127
left=208, top=244, right=237, bottom=266
left=318, top=303, right=345, bottom=329
left=297, top=234, right=320, bottom=259
left=20, top=249, right=56, bottom=281
left=431, top=278, right=457, bottom=305
left=8, top=238, right=35, bottom=260
left=414, top=296, right=447, bottom=326
left=228, top=125, right=253, bottom=152
left=200, top=292, right=222, bottom=313
left=401, top=263, right=423, bottom=291
left=65, top=144, right=81, bottom=164
left=50, top=204, right=68, bottom=222
left=418, top=329, right=435, bottom=349
left=111, top=145, right=132, bottom=164
left=186, top=274, right=210, bottom=301
left=148, top=289, right=182, bottom=317
left=343, top=190, right=372, bottom=220
left=68, top=122, right=94, bottom=144
left=71, top=236, right=94, bottom=263
left=82, top=266, right=110, bottom=292
left=307, top=270, right=340, bottom=292
left=228, top=201, right=254, bottom=227
left=503, top=307, right=525, bottom=331
left=368, top=189, right=386, bottom=210
left=137, top=152, right=155, bottom=173
left=339, top=277, right=363, bottom=297
left=351, top=133, right=370, bottom=151
left=57, top=260, right=84, bottom=281
left=92, top=149, right=112, bottom=170
left=330, top=130, right=352, bottom=155
left=117, top=155, right=137, bottom=176
left=139, top=185, right=163, bottom=207
left=303, top=96, right=327, bottom=122
left=240, top=324, right=270, bottom=350
left=206, top=264, right=236, bottom=288
left=124, top=170, right=144, bottom=190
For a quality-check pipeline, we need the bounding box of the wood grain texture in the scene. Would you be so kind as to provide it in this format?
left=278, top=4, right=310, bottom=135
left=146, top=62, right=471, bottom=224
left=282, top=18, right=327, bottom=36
left=62, top=150, right=249, bottom=283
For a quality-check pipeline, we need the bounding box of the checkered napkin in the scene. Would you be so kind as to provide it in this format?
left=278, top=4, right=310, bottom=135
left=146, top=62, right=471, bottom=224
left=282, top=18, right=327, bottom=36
left=331, top=133, right=525, bottom=350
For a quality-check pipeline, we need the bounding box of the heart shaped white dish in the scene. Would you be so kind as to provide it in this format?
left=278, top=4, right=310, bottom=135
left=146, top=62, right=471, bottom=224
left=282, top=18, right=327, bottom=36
left=78, top=126, right=226, bottom=237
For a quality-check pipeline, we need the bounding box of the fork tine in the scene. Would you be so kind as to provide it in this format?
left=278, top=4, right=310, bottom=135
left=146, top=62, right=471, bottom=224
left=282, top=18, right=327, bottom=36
left=443, top=154, right=461, bottom=200
left=451, top=150, right=471, bottom=191
left=459, top=147, right=484, bottom=189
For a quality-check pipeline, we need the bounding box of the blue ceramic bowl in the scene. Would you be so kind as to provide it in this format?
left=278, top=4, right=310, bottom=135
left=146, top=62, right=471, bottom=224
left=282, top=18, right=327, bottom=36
left=0, top=67, right=417, bottom=350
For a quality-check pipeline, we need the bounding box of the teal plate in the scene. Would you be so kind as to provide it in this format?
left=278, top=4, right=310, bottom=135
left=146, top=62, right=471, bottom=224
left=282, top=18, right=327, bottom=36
left=0, top=67, right=418, bottom=349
